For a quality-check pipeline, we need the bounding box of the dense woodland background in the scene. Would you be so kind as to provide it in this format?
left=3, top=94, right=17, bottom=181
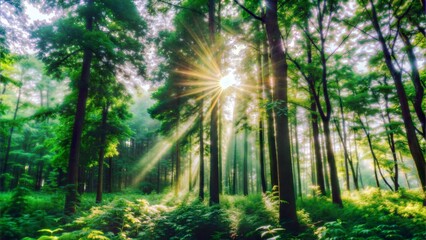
left=0, top=0, right=425, bottom=239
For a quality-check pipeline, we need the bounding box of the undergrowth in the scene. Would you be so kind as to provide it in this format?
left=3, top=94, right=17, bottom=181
left=2, top=188, right=425, bottom=240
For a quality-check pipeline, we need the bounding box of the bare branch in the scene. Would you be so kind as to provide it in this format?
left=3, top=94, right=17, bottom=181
left=157, top=0, right=205, bottom=16
left=324, top=10, right=334, bottom=40
left=326, top=26, right=356, bottom=61
left=342, top=19, right=379, bottom=41
left=300, top=26, right=322, bottom=52
left=233, top=0, right=263, bottom=22
left=50, top=49, right=82, bottom=69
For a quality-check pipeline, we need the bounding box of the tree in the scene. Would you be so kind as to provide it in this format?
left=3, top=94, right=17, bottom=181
left=264, top=0, right=299, bottom=230
left=34, top=0, right=146, bottom=214
left=208, top=0, right=220, bottom=206
left=357, top=0, right=426, bottom=205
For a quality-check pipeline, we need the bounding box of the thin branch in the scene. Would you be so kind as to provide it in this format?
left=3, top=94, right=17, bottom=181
left=50, top=49, right=82, bottom=69
left=301, top=27, right=322, bottom=52
left=157, top=0, right=205, bottom=16
left=324, top=11, right=334, bottom=40
left=233, top=0, right=263, bottom=22
left=342, top=19, right=379, bottom=41
left=287, top=54, right=310, bottom=82
left=309, top=18, right=321, bottom=34
left=326, top=26, right=356, bottom=61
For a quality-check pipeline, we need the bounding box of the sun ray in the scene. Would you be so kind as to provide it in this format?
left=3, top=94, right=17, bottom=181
left=132, top=113, right=201, bottom=185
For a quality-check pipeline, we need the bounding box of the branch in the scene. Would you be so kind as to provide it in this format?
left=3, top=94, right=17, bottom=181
left=50, top=49, right=82, bottom=69
left=342, top=19, right=379, bottom=41
left=233, top=0, right=263, bottom=22
left=277, top=0, right=285, bottom=11
left=287, top=54, right=310, bottom=82
left=324, top=11, right=334, bottom=40
left=326, top=26, right=356, bottom=61
left=301, top=27, right=321, bottom=52
left=157, top=0, right=205, bottom=16
left=309, top=18, right=321, bottom=34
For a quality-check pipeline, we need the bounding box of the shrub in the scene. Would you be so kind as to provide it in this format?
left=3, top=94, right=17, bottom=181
left=146, top=200, right=231, bottom=240
left=235, top=195, right=277, bottom=239
left=67, top=198, right=166, bottom=238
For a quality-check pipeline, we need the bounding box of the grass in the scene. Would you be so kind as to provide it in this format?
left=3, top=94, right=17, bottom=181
left=1, top=188, right=425, bottom=239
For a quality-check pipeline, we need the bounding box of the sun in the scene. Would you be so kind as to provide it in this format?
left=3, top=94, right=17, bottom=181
left=219, top=73, right=237, bottom=90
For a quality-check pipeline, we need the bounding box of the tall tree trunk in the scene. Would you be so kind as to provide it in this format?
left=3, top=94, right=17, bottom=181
left=157, top=161, right=161, bottom=193
left=399, top=30, right=425, bottom=139
left=0, top=84, right=21, bottom=191
left=188, top=136, right=192, bottom=191
left=323, top=119, right=343, bottom=206
left=320, top=132, right=331, bottom=193
left=311, top=95, right=326, bottom=195
left=199, top=100, right=205, bottom=201
left=174, top=129, right=180, bottom=196
left=358, top=115, right=394, bottom=191
left=294, top=107, right=302, bottom=198
left=232, top=133, right=237, bottom=195
left=96, top=103, right=109, bottom=203
left=300, top=0, right=342, bottom=206
left=256, top=37, right=267, bottom=193
left=107, top=157, right=112, bottom=193
left=305, top=26, right=326, bottom=196
left=264, top=0, right=299, bottom=230
left=335, top=78, right=358, bottom=191
left=368, top=0, right=426, bottom=205
left=260, top=21, right=278, bottom=190
left=380, top=79, right=399, bottom=191
left=243, top=127, right=248, bottom=196
left=64, top=0, right=94, bottom=215
left=400, top=153, right=411, bottom=189
left=218, top=98, right=223, bottom=194
left=353, top=133, right=364, bottom=189
left=35, top=160, right=43, bottom=191
left=264, top=49, right=278, bottom=190
left=298, top=15, right=337, bottom=200
left=208, top=0, right=219, bottom=206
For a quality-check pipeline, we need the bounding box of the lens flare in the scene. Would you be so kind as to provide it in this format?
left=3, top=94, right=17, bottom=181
left=219, top=73, right=237, bottom=89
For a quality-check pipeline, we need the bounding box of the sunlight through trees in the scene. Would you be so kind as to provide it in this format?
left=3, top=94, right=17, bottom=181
left=0, top=0, right=425, bottom=239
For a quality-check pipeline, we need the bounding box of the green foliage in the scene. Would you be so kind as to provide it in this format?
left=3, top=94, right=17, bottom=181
left=315, top=220, right=346, bottom=240
left=0, top=190, right=65, bottom=239
left=146, top=200, right=231, bottom=240
left=256, top=225, right=285, bottom=240
left=234, top=195, right=277, bottom=239
left=60, top=198, right=167, bottom=239
left=5, top=174, right=32, bottom=217
left=300, top=189, right=426, bottom=239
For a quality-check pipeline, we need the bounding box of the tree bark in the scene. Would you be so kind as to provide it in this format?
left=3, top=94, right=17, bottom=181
left=368, top=0, right=425, bottom=205
left=243, top=127, right=248, bottom=196
left=335, top=77, right=359, bottom=191
left=0, top=83, right=21, bottom=191
left=96, top=103, right=109, bottom=203
left=294, top=107, right=302, bottom=198
left=264, top=0, right=299, bottom=230
left=208, top=0, right=219, bottom=205
left=380, top=78, right=399, bottom=191
left=256, top=38, right=267, bottom=193
left=263, top=37, right=278, bottom=189
left=232, top=133, right=237, bottom=195
left=311, top=99, right=326, bottom=196
left=323, top=119, right=343, bottom=206
left=199, top=100, right=205, bottom=201
left=64, top=0, right=94, bottom=215
left=358, top=115, right=394, bottom=191
left=399, top=30, right=425, bottom=139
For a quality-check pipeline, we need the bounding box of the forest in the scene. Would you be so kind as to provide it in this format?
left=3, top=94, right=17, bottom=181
left=0, top=0, right=425, bottom=239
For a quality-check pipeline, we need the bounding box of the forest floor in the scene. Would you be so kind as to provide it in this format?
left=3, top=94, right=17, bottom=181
left=1, top=188, right=425, bottom=239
